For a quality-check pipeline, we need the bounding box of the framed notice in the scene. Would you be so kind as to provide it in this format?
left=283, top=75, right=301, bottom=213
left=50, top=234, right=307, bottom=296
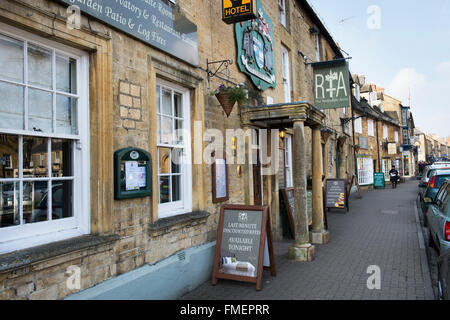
left=212, top=205, right=275, bottom=291
left=212, top=152, right=229, bottom=203
left=325, top=179, right=348, bottom=212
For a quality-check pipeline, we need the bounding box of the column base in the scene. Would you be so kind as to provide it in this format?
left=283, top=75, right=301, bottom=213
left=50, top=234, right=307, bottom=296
left=288, top=243, right=315, bottom=262
left=310, top=230, right=329, bottom=245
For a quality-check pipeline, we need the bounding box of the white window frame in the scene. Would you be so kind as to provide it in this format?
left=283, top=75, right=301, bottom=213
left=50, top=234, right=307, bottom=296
left=156, top=79, right=192, bottom=219
left=0, top=23, right=90, bottom=254
left=281, top=45, right=291, bottom=103
left=395, top=131, right=399, bottom=143
left=278, top=0, right=287, bottom=27
left=367, top=119, right=374, bottom=137
left=354, top=84, right=361, bottom=102
left=285, top=134, right=293, bottom=188
left=314, top=34, right=321, bottom=62
left=355, top=117, right=363, bottom=134
left=383, top=125, right=388, bottom=140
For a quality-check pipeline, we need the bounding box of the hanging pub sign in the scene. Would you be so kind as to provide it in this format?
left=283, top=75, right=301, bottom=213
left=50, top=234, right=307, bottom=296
left=222, top=0, right=257, bottom=24
left=312, top=59, right=350, bottom=109
left=212, top=205, right=275, bottom=291
left=58, top=0, right=199, bottom=66
left=235, top=0, right=276, bottom=91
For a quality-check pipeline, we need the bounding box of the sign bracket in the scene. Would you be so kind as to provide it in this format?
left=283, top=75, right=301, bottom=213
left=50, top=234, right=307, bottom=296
left=206, top=58, right=233, bottom=83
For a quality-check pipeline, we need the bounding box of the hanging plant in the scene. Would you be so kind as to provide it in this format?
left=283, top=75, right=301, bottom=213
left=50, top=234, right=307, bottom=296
left=209, top=84, right=247, bottom=117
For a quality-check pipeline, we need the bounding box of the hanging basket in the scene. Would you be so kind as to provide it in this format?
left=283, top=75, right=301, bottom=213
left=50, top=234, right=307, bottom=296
left=215, top=92, right=236, bottom=117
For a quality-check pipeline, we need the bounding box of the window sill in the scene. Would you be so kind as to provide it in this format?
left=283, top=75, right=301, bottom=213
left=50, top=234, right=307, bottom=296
left=148, top=211, right=210, bottom=237
left=0, top=234, right=119, bottom=274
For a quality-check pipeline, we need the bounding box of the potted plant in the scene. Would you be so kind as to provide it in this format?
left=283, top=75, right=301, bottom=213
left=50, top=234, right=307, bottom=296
left=209, top=84, right=247, bottom=117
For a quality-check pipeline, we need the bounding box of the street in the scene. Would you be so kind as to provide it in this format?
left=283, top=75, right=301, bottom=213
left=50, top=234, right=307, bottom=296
left=181, top=180, right=435, bottom=300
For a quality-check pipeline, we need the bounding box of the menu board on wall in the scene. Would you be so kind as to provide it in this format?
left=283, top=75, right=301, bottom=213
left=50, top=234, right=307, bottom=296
left=59, top=0, right=199, bottom=65
left=212, top=205, right=275, bottom=291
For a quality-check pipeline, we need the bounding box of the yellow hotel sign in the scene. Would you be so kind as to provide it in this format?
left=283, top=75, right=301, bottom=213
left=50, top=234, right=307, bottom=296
left=222, top=0, right=257, bottom=24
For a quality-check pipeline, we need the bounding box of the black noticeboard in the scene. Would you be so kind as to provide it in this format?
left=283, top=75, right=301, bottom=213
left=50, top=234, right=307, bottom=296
left=280, top=188, right=313, bottom=240
left=325, top=179, right=348, bottom=212
left=212, top=205, right=275, bottom=291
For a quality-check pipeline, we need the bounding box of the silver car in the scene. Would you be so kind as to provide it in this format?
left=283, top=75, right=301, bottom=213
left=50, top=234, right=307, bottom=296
left=426, top=180, right=450, bottom=256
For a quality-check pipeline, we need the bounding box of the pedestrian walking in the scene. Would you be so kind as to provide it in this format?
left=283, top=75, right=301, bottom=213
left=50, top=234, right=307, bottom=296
left=389, top=165, right=400, bottom=189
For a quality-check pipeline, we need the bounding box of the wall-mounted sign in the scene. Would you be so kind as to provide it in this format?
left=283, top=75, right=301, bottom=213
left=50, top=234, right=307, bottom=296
left=212, top=152, right=229, bottom=203
left=59, top=0, right=199, bottom=66
left=114, top=147, right=152, bottom=200
left=388, top=143, right=397, bottom=155
left=235, top=0, right=276, bottom=91
left=212, top=205, right=275, bottom=291
left=222, top=0, right=257, bottom=24
left=313, top=59, right=350, bottom=109
left=359, top=136, right=369, bottom=150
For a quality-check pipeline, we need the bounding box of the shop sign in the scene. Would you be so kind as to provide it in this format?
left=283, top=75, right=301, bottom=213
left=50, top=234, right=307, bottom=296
left=359, top=137, right=369, bottom=150
left=313, top=60, right=350, bottom=109
left=59, top=0, right=199, bottom=66
left=388, top=143, right=397, bottom=155
left=222, top=0, right=257, bottom=24
left=325, top=179, right=348, bottom=210
left=235, top=0, right=276, bottom=91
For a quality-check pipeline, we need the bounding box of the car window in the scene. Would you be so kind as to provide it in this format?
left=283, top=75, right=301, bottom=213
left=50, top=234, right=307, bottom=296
left=435, top=175, right=450, bottom=190
left=442, top=186, right=450, bottom=216
left=436, top=184, right=448, bottom=204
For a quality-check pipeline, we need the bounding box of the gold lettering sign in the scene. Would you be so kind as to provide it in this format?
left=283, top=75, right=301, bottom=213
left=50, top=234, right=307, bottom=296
left=222, top=0, right=257, bottom=24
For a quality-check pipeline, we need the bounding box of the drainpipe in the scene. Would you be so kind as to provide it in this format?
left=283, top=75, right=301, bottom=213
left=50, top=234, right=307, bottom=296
left=376, top=118, right=381, bottom=172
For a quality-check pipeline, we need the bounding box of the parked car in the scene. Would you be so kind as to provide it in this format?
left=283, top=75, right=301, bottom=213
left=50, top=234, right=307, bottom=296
left=421, top=170, right=450, bottom=214
left=437, top=249, right=450, bottom=300
left=425, top=180, right=450, bottom=256
left=419, top=165, right=450, bottom=200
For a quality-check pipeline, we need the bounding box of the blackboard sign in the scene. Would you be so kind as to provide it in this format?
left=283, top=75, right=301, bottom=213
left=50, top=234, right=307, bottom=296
left=212, top=205, right=275, bottom=291
left=373, top=173, right=386, bottom=189
left=60, top=0, right=199, bottom=66
left=325, top=179, right=348, bottom=211
left=280, top=188, right=312, bottom=239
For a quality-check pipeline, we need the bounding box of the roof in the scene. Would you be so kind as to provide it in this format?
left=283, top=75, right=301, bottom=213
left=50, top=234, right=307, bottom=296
left=297, top=0, right=343, bottom=59
left=351, top=96, right=400, bottom=127
left=384, top=111, right=399, bottom=122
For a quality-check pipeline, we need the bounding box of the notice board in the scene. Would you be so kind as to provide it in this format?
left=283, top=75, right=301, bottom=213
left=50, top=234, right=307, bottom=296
left=212, top=205, right=275, bottom=291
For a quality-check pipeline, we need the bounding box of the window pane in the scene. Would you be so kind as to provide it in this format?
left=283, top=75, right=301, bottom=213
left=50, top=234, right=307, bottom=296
left=159, top=147, right=170, bottom=174
left=51, top=180, right=73, bottom=220
left=172, top=148, right=182, bottom=174
left=56, top=54, right=76, bottom=94
left=175, top=119, right=184, bottom=145
left=156, top=85, right=160, bottom=113
left=23, top=137, right=48, bottom=177
left=157, top=114, right=161, bottom=144
left=28, top=43, right=52, bottom=89
left=24, top=180, right=48, bottom=223
left=174, top=93, right=183, bottom=118
left=56, top=95, right=77, bottom=134
left=28, top=88, right=52, bottom=133
left=0, top=34, right=24, bottom=83
left=0, top=181, right=19, bottom=228
left=0, top=82, right=24, bottom=130
left=159, top=176, right=170, bottom=203
left=51, top=139, right=72, bottom=177
left=0, top=134, right=19, bottom=178
left=161, top=89, right=172, bottom=116
left=172, top=175, right=181, bottom=202
left=161, top=116, right=173, bottom=145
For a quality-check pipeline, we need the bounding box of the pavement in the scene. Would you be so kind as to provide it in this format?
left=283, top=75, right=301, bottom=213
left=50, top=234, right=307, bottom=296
left=181, top=179, right=435, bottom=300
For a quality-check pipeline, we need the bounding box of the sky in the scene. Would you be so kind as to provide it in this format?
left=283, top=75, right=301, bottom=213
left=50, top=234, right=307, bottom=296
left=307, top=0, right=450, bottom=139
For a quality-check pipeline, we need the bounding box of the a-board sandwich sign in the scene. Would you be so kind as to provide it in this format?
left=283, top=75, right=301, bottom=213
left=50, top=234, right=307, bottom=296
left=212, top=205, right=275, bottom=291
left=280, top=188, right=312, bottom=239
left=325, top=179, right=348, bottom=212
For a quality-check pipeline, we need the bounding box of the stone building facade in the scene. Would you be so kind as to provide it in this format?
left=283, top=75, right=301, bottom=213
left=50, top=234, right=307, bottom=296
left=0, top=0, right=354, bottom=300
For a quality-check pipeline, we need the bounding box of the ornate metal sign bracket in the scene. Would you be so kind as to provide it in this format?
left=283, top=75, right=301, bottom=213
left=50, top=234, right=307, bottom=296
left=206, top=58, right=233, bottom=83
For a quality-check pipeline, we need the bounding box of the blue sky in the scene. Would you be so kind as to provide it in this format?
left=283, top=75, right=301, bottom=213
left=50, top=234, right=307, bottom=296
left=307, top=0, right=450, bottom=139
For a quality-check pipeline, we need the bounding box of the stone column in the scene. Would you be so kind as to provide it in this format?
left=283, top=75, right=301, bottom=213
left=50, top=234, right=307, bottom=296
left=310, top=125, right=329, bottom=245
left=288, top=119, right=315, bottom=262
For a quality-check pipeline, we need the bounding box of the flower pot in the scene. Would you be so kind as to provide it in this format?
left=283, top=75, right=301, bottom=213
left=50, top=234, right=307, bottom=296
left=215, top=92, right=236, bottom=117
